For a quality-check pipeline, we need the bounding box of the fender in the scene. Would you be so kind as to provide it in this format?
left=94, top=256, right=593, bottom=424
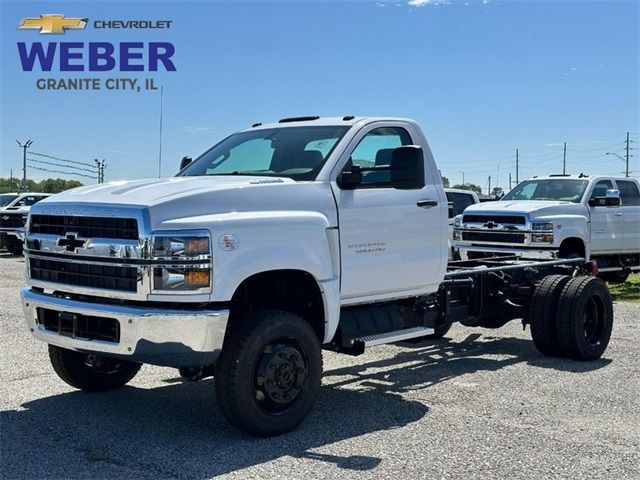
left=157, top=210, right=342, bottom=342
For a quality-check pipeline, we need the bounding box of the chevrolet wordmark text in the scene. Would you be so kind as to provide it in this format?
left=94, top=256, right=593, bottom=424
left=21, top=116, right=617, bottom=435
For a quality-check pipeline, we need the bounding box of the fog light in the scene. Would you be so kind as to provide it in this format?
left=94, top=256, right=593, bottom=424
left=531, top=233, right=554, bottom=243
left=185, top=269, right=210, bottom=288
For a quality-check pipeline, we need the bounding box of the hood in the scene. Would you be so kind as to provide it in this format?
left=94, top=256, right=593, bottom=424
left=463, top=200, right=583, bottom=216
left=34, top=175, right=338, bottom=228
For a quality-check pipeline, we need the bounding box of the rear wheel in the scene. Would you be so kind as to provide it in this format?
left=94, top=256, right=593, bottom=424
left=215, top=310, right=322, bottom=436
left=529, top=274, right=572, bottom=356
left=48, top=345, right=141, bottom=392
left=555, top=276, right=613, bottom=360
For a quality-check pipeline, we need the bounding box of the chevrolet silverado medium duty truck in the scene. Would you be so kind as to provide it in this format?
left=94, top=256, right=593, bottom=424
left=21, top=117, right=615, bottom=436
left=452, top=174, right=640, bottom=283
left=0, top=192, right=51, bottom=255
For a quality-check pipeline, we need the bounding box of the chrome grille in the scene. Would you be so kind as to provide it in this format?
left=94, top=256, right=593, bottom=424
left=29, top=257, right=138, bottom=292
left=462, top=214, right=526, bottom=225
left=0, top=213, right=25, bottom=229
left=29, top=215, right=138, bottom=240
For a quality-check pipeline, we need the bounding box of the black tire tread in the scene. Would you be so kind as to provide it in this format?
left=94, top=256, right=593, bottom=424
left=555, top=276, right=613, bottom=360
left=215, top=310, right=322, bottom=436
left=529, top=274, right=572, bottom=356
left=48, top=345, right=141, bottom=392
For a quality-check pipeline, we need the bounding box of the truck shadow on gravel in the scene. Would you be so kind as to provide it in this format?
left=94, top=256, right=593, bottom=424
left=1, top=332, right=610, bottom=479
left=324, top=332, right=612, bottom=394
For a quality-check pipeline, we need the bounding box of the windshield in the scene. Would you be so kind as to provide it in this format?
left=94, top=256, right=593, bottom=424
left=179, top=126, right=350, bottom=181
left=0, top=194, right=18, bottom=207
left=502, top=179, right=589, bottom=203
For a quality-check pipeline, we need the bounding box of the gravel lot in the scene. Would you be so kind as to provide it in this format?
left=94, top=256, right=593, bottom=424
left=1, top=253, right=638, bottom=479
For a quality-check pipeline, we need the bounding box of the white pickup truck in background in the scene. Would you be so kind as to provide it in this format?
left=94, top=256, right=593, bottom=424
left=0, top=192, right=51, bottom=255
left=20, top=117, right=616, bottom=435
left=453, top=174, right=640, bottom=283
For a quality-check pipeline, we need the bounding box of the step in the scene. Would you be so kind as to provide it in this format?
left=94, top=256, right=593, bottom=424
left=354, top=326, right=435, bottom=348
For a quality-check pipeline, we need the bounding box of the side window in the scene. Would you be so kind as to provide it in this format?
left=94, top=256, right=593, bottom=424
left=447, top=192, right=475, bottom=217
left=617, top=180, right=640, bottom=206
left=590, top=180, right=613, bottom=200
left=347, top=127, right=412, bottom=187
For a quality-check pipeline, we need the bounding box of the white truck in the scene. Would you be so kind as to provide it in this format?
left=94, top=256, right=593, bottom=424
left=0, top=192, right=51, bottom=255
left=453, top=174, right=640, bottom=283
left=21, top=117, right=614, bottom=436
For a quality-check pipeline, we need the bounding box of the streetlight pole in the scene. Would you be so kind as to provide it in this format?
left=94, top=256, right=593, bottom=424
left=459, top=170, right=465, bottom=185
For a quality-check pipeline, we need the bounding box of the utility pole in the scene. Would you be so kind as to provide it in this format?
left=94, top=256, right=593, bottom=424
left=459, top=170, right=465, bottom=185
left=625, top=131, right=631, bottom=177
left=563, top=142, right=567, bottom=175
left=509, top=172, right=512, bottom=190
left=16, top=139, right=33, bottom=192
left=515, top=148, right=519, bottom=184
left=488, top=175, right=491, bottom=195
left=94, top=159, right=107, bottom=183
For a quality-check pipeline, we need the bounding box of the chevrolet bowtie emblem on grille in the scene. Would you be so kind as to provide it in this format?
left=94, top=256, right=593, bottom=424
left=17, top=14, right=88, bottom=34
left=483, top=221, right=499, bottom=229
left=1, top=215, right=9, bottom=221
left=57, top=233, right=87, bottom=253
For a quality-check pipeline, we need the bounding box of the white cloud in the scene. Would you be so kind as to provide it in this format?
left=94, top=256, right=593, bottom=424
left=407, top=0, right=450, bottom=6
left=181, top=126, right=213, bottom=134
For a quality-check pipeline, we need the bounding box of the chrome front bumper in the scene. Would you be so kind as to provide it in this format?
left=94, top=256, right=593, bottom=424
left=21, top=287, right=229, bottom=367
left=457, top=244, right=557, bottom=260
left=0, top=227, right=25, bottom=241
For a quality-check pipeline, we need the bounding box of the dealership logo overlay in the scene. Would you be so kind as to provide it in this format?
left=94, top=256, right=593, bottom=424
left=16, top=13, right=176, bottom=91
left=18, top=14, right=87, bottom=34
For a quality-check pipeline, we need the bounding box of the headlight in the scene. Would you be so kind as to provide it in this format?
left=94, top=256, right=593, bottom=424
left=453, top=215, right=462, bottom=228
left=531, top=222, right=553, bottom=231
left=453, top=230, right=462, bottom=240
left=151, top=233, right=211, bottom=292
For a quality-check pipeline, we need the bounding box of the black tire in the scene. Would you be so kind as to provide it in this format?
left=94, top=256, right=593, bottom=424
left=48, top=345, right=141, bottom=392
left=599, top=270, right=630, bottom=284
left=529, top=274, right=572, bottom=356
left=555, top=276, right=613, bottom=361
left=215, top=310, right=322, bottom=436
left=6, top=240, right=23, bottom=256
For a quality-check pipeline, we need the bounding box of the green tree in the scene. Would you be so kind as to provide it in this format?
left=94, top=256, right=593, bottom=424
left=0, top=177, right=83, bottom=194
left=451, top=183, right=482, bottom=194
left=491, top=187, right=504, bottom=197
left=441, top=175, right=450, bottom=188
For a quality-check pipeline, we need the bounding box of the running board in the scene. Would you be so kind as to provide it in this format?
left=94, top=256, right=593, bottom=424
left=355, top=326, right=434, bottom=348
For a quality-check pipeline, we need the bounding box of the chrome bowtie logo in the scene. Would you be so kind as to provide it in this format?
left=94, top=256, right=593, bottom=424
left=17, top=14, right=87, bottom=34
left=483, top=221, right=499, bottom=229
left=57, top=233, right=87, bottom=252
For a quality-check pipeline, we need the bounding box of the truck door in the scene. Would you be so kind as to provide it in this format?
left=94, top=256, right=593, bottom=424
left=588, top=179, right=623, bottom=254
left=332, top=124, right=444, bottom=301
left=614, top=179, right=640, bottom=253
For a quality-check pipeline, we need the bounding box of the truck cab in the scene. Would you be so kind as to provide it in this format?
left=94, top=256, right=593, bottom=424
left=452, top=174, right=640, bottom=281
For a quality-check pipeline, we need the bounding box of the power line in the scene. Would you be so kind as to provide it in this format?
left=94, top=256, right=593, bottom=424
left=28, top=157, right=97, bottom=174
left=27, top=164, right=98, bottom=180
left=30, top=151, right=96, bottom=168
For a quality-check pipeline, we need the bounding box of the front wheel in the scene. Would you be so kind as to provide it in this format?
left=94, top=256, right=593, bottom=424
left=215, top=310, right=322, bottom=436
left=48, top=345, right=141, bottom=392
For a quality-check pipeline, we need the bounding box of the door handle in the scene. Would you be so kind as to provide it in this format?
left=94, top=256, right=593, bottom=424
left=614, top=212, right=623, bottom=216
left=417, top=199, right=438, bottom=208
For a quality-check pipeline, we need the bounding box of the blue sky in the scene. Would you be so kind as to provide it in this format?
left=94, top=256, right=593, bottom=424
left=1, top=0, right=638, bottom=192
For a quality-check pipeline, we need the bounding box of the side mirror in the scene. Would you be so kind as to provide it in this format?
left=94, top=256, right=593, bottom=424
left=448, top=202, right=455, bottom=219
left=390, top=146, right=425, bottom=190
left=338, top=165, right=363, bottom=189
left=180, top=156, right=193, bottom=170
left=588, top=189, right=621, bottom=207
